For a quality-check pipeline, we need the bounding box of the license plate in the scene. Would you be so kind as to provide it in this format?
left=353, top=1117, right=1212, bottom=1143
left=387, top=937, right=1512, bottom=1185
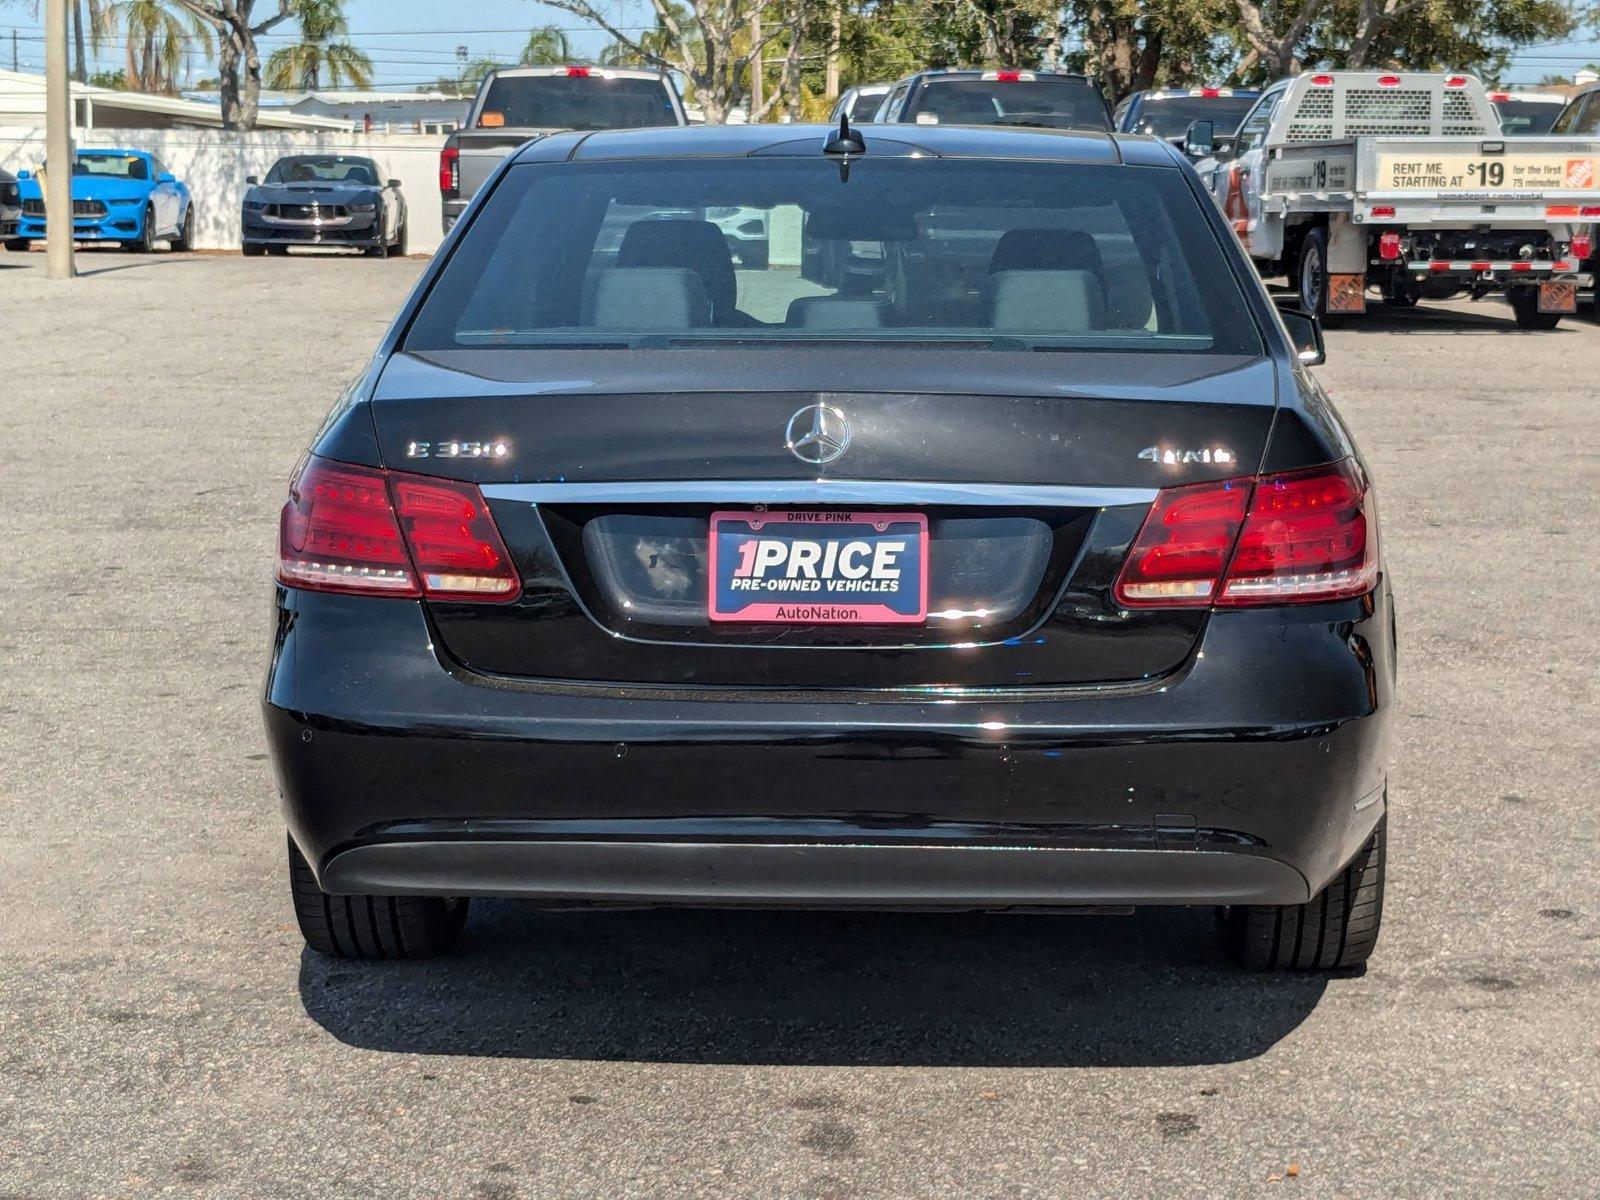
left=708, top=510, right=928, bottom=624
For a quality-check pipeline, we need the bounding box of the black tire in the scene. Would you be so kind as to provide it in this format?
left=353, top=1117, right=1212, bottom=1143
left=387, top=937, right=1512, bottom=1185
left=3, top=238, right=29, bottom=252
left=1218, top=815, right=1385, bottom=971
left=267, top=244, right=290, bottom=257
left=393, top=218, right=408, bottom=258
left=288, top=836, right=468, bottom=960
left=1509, top=287, right=1561, bottom=330
left=171, top=205, right=194, bottom=252
left=241, top=241, right=266, bottom=257
left=1296, top=225, right=1329, bottom=319
left=128, top=205, right=156, bottom=253
left=1381, top=281, right=1419, bottom=308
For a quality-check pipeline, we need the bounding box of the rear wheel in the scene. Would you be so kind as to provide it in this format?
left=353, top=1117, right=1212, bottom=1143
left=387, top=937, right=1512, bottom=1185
left=1509, top=287, right=1561, bottom=330
left=288, top=836, right=468, bottom=959
left=267, top=244, right=290, bottom=257
left=1217, top=815, right=1385, bottom=971
left=393, top=217, right=408, bottom=258
left=1296, top=226, right=1329, bottom=319
left=241, top=241, right=266, bottom=257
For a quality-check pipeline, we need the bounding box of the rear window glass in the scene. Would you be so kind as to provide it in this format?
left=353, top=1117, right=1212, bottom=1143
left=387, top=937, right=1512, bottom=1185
left=907, top=79, right=1109, bottom=130
left=1492, top=99, right=1560, bottom=136
left=848, top=91, right=888, bottom=122
left=1124, top=96, right=1257, bottom=138
left=478, top=74, right=676, bottom=129
left=405, top=158, right=1261, bottom=357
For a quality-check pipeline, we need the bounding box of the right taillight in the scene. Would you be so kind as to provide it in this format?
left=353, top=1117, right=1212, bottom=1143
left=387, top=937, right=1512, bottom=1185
left=1114, top=460, right=1377, bottom=609
left=438, top=145, right=460, bottom=196
left=277, top=456, right=518, bottom=602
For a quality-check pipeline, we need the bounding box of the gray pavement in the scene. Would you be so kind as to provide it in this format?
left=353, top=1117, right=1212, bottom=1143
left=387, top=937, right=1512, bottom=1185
left=2, top=248, right=1597, bottom=1199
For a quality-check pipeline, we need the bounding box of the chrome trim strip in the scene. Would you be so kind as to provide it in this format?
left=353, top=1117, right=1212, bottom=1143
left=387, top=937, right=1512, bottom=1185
left=479, top=480, right=1158, bottom=508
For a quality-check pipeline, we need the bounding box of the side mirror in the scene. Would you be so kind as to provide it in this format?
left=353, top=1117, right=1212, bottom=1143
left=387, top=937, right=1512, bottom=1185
left=1274, top=298, right=1326, bottom=366
left=388, top=178, right=403, bottom=189
left=245, top=175, right=259, bottom=185
left=156, top=171, right=175, bottom=183
left=1183, top=118, right=1215, bottom=159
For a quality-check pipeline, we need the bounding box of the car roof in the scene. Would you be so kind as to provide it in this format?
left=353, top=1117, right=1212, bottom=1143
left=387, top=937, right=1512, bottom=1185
left=486, top=65, right=667, bottom=81
left=512, top=123, right=1178, bottom=167
left=903, top=68, right=1095, bottom=83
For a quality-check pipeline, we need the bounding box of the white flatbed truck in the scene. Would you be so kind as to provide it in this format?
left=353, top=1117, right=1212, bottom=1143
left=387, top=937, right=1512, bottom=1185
left=1189, top=71, right=1598, bottom=328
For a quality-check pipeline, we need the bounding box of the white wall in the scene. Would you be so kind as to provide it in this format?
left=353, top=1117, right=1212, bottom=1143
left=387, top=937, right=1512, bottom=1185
left=0, top=126, right=449, bottom=254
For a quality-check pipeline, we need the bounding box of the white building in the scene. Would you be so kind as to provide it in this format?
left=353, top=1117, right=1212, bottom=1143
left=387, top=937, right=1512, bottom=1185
left=0, top=69, right=346, bottom=131
left=252, top=90, right=469, bottom=136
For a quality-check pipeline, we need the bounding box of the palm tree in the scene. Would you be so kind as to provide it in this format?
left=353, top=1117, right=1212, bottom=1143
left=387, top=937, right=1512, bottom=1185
left=520, top=24, right=573, bottom=66
left=264, top=0, right=373, bottom=92
left=101, top=0, right=214, bottom=94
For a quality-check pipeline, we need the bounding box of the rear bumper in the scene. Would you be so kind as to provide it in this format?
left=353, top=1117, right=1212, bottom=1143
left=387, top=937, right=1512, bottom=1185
left=265, top=584, right=1396, bottom=909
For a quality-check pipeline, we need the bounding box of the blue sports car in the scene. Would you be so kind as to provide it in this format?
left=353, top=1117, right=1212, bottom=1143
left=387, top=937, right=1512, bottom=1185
left=13, top=148, right=193, bottom=253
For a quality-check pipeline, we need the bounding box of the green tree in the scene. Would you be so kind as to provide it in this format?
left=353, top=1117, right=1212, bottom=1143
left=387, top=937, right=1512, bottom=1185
left=264, top=0, right=372, bottom=91
left=102, top=0, right=214, bottom=93
left=520, top=23, right=574, bottom=64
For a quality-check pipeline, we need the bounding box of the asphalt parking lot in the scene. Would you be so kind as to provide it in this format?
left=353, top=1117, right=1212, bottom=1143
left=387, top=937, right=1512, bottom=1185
left=2, top=248, right=1597, bottom=1199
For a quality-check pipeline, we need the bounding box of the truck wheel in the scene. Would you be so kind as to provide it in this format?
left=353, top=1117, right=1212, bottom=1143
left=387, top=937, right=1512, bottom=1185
left=1296, top=227, right=1329, bottom=318
left=1509, top=288, right=1561, bottom=330
left=288, top=835, right=468, bottom=959
left=1218, top=815, right=1385, bottom=971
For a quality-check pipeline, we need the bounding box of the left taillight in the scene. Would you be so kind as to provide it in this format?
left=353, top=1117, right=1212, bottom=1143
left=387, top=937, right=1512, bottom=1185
left=438, top=145, right=460, bottom=196
left=277, top=456, right=518, bottom=602
left=1113, top=460, right=1378, bottom=609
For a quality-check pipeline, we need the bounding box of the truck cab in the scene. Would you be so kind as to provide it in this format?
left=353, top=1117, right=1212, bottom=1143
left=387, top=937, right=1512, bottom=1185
left=439, top=66, right=687, bottom=233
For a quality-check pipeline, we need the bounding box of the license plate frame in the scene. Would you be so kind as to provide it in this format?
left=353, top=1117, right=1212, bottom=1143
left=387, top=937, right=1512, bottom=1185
left=707, top=509, right=929, bottom=625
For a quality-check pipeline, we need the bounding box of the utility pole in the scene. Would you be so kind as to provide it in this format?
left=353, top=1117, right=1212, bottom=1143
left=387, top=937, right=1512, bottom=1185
left=12, top=28, right=19, bottom=72
left=45, top=0, right=76, bottom=280
left=749, top=4, right=763, bottom=121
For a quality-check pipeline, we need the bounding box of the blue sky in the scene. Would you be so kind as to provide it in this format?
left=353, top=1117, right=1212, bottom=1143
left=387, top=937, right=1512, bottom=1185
left=2, top=0, right=1597, bottom=90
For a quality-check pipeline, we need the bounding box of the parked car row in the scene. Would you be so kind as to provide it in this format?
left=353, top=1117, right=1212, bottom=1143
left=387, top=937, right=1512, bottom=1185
left=0, top=147, right=408, bottom=259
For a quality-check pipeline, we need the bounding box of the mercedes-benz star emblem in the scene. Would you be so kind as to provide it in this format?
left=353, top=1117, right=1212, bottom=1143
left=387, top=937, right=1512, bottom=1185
left=785, top=404, right=852, bottom=466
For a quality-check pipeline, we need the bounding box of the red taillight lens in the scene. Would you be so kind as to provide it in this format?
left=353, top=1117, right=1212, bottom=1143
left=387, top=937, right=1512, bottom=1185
left=995, top=70, right=1021, bottom=82
left=389, top=472, right=519, bottom=600
left=1370, top=205, right=1396, bottom=219
left=1377, top=74, right=1401, bottom=87
left=1378, top=231, right=1402, bottom=260
left=1310, top=74, right=1334, bottom=86
left=1445, top=75, right=1467, bottom=88
left=1199, top=87, right=1221, bottom=98
left=277, top=457, right=518, bottom=602
left=1113, top=477, right=1251, bottom=607
left=566, top=66, right=591, bottom=77
left=1114, top=461, right=1378, bottom=609
left=1571, top=233, right=1593, bottom=259
left=438, top=145, right=459, bottom=196
left=278, top=458, right=419, bottom=596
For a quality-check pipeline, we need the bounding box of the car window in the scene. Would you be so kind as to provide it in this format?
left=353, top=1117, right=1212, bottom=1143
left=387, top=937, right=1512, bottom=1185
left=406, top=158, right=1263, bottom=357
left=1232, top=88, right=1282, bottom=154
left=850, top=90, right=888, bottom=122
left=1550, top=93, right=1587, bottom=134
left=905, top=79, right=1109, bottom=130
left=73, top=153, right=148, bottom=180
left=266, top=156, right=378, bottom=184
left=1574, top=94, right=1600, bottom=135
left=1127, top=96, right=1258, bottom=139
left=1492, top=99, right=1561, bottom=136
left=881, top=83, right=910, bottom=121
left=477, top=74, right=676, bottom=129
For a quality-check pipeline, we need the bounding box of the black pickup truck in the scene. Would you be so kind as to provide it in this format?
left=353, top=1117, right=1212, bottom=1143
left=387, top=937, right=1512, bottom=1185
left=438, top=65, right=687, bottom=233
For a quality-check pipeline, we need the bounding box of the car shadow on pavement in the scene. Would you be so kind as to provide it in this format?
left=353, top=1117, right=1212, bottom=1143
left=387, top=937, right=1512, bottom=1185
left=299, top=904, right=1332, bottom=1067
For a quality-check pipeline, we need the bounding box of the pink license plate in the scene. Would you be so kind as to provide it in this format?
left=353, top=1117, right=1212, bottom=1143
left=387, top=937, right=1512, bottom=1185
left=708, top=510, right=929, bottom=624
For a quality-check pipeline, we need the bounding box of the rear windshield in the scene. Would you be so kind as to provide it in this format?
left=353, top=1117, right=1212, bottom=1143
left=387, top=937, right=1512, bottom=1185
left=405, top=158, right=1261, bottom=356
left=1124, top=96, right=1257, bottom=138
left=1493, top=99, right=1560, bottom=136
left=906, top=79, right=1109, bottom=130
left=477, top=74, right=676, bottom=129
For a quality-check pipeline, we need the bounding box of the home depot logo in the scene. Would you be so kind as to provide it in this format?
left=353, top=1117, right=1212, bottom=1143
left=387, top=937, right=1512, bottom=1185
left=1564, top=158, right=1596, bottom=189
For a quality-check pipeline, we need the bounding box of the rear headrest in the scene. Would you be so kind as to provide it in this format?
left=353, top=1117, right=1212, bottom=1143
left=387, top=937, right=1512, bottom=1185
left=988, top=229, right=1103, bottom=275
left=617, top=219, right=736, bottom=319
left=583, top=268, right=711, bottom=330
left=986, top=270, right=1104, bottom=334
left=785, top=297, right=887, bottom=330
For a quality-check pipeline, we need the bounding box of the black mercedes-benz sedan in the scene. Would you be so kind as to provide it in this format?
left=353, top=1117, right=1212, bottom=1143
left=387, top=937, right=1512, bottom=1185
left=265, top=123, right=1393, bottom=971
left=242, top=154, right=407, bottom=257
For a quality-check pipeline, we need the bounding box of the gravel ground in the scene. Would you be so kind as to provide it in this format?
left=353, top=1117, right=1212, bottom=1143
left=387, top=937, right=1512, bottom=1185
left=1, top=248, right=1596, bottom=1199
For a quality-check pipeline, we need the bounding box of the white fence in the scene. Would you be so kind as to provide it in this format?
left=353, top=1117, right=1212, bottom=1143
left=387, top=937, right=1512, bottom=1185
left=0, top=126, right=448, bottom=254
